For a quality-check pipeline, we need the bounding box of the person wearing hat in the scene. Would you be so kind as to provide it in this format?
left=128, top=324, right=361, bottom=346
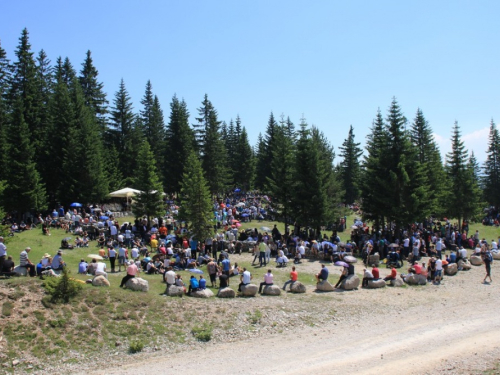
left=19, top=247, right=36, bottom=277
left=51, top=250, right=65, bottom=271
left=120, top=260, right=138, bottom=288
left=41, top=253, right=52, bottom=271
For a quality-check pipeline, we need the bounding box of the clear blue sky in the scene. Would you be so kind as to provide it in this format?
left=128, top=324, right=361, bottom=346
left=1, top=0, right=498, bottom=162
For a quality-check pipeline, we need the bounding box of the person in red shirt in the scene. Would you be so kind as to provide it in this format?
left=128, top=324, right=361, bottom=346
left=383, top=267, right=398, bottom=283
left=282, top=266, right=298, bottom=291
left=372, top=266, right=380, bottom=280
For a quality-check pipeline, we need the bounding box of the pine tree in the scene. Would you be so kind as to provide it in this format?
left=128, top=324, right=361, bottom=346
left=255, top=112, right=278, bottom=190
left=163, top=95, right=196, bottom=194
left=2, top=98, right=47, bottom=214
left=0, top=40, right=11, bottom=175
left=180, top=150, right=213, bottom=241
left=193, top=93, right=213, bottom=154
left=79, top=50, right=108, bottom=133
left=483, top=120, right=500, bottom=209
left=132, top=141, right=165, bottom=226
left=339, top=125, right=363, bottom=204
left=109, top=79, right=141, bottom=185
left=234, top=126, right=254, bottom=191
left=140, top=81, right=165, bottom=167
left=445, top=121, right=482, bottom=228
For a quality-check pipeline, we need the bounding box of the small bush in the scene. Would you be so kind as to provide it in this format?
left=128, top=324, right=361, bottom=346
left=2, top=301, right=14, bottom=316
left=191, top=323, right=213, bottom=342
left=247, top=309, right=262, bottom=325
left=129, top=340, right=144, bottom=353
left=43, top=269, right=83, bottom=303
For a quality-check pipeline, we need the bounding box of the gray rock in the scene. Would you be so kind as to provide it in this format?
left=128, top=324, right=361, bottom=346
left=290, top=281, right=306, bottom=293
left=240, top=284, right=258, bottom=296
left=217, top=287, right=236, bottom=298
left=12, top=360, right=19, bottom=367
left=191, top=289, right=214, bottom=298
left=262, top=285, right=281, bottom=296
left=470, top=255, right=483, bottom=266
left=125, top=277, right=149, bottom=292
left=316, top=280, right=335, bottom=291
left=166, top=285, right=184, bottom=297
left=367, top=253, right=380, bottom=266
left=13, top=266, right=27, bottom=276
left=492, top=252, right=500, bottom=260
left=390, top=278, right=404, bottom=287
left=366, top=278, right=386, bottom=289
left=445, top=263, right=458, bottom=276
left=92, top=275, right=110, bottom=287
left=340, top=274, right=360, bottom=290
left=404, top=274, right=427, bottom=286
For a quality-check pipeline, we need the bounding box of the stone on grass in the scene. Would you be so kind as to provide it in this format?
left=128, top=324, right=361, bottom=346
left=125, top=277, right=149, bottom=292
left=316, top=280, right=335, bottom=292
left=390, top=278, right=404, bottom=287
left=344, top=255, right=357, bottom=264
left=340, top=274, right=360, bottom=290
left=445, top=263, right=458, bottom=276
left=166, top=285, right=184, bottom=297
left=367, top=253, right=380, bottom=267
left=239, top=284, right=258, bottom=297
left=404, top=274, right=427, bottom=286
left=290, top=282, right=306, bottom=293
left=470, top=255, right=483, bottom=266
left=262, top=285, right=281, bottom=296
left=191, top=289, right=214, bottom=298
left=366, top=278, right=386, bottom=289
left=13, top=266, right=27, bottom=276
left=92, top=275, right=110, bottom=287
left=492, top=252, right=500, bottom=261
left=217, top=287, right=236, bottom=298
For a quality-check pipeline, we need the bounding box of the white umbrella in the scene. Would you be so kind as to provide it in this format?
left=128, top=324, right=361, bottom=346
left=88, top=254, right=103, bottom=260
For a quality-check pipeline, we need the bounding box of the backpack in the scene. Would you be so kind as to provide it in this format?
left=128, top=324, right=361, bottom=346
left=487, top=252, right=493, bottom=263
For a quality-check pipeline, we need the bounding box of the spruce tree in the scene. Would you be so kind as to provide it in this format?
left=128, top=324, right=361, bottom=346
left=180, top=150, right=213, bottom=241
left=2, top=98, right=47, bottom=214
left=140, top=81, right=165, bottom=168
left=163, top=95, right=196, bottom=194
left=234, top=126, right=254, bottom=191
left=132, top=141, right=165, bottom=226
left=0, top=41, right=11, bottom=175
left=79, top=50, right=108, bottom=133
left=339, top=125, right=363, bottom=204
left=255, top=112, right=278, bottom=190
left=483, top=120, right=500, bottom=209
left=193, top=93, right=213, bottom=154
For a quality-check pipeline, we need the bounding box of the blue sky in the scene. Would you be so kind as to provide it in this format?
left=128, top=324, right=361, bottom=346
left=1, top=0, right=498, bottom=162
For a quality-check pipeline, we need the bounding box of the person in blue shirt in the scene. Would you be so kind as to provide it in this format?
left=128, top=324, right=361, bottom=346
left=221, top=256, right=231, bottom=276
left=188, top=275, right=199, bottom=295
left=199, top=275, right=206, bottom=289
left=189, top=238, right=198, bottom=259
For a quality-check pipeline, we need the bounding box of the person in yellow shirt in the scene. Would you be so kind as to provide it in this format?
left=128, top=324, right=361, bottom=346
left=150, top=236, right=159, bottom=253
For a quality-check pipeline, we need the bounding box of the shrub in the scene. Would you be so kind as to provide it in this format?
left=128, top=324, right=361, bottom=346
left=246, top=309, right=262, bottom=324
left=2, top=301, right=14, bottom=316
left=191, top=323, right=213, bottom=342
left=43, top=269, right=83, bottom=303
left=129, top=340, right=144, bottom=353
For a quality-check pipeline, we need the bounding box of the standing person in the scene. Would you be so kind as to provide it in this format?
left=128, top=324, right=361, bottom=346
left=207, top=258, right=218, bottom=287
left=108, top=247, right=117, bottom=273
left=117, top=245, right=128, bottom=272
left=120, top=260, right=138, bottom=288
left=217, top=272, right=229, bottom=296
left=435, top=238, right=445, bottom=260
left=482, top=251, right=493, bottom=284
left=282, top=266, right=298, bottom=291
left=238, top=267, right=252, bottom=292
left=434, top=257, right=443, bottom=284
left=0, top=236, right=7, bottom=273
left=221, top=256, right=231, bottom=277
left=258, top=269, right=274, bottom=293
left=258, top=240, right=267, bottom=266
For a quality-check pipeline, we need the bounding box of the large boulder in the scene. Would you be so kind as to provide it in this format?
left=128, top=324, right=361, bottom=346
left=340, top=274, right=360, bottom=290
left=13, top=266, right=27, bottom=276
left=316, top=280, right=335, bottom=291
left=125, top=277, right=149, bottom=292
left=470, top=255, right=483, bottom=266
left=262, top=285, right=281, bottom=296
left=390, top=278, right=404, bottom=287
left=290, top=282, right=306, bottom=293
left=445, top=263, right=458, bottom=276
left=367, top=253, right=380, bottom=267
left=92, top=275, right=110, bottom=287
left=191, top=289, right=214, bottom=298
left=492, top=252, right=500, bottom=260
left=166, top=285, right=184, bottom=297
left=404, top=274, right=427, bottom=286
left=239, top=284, right=258, bottom=297
left=217, top=287, right=236, bottom=298
left=366, top=278, right=386, bottom=289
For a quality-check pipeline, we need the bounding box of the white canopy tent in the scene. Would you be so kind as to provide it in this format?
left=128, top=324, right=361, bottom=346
left=108, top=187, right=141, bottom=207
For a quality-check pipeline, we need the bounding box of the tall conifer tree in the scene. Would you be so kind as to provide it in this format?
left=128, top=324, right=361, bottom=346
left=339, top=125, right=363, bottom=204
left=483, top=120, right=500, bottom=209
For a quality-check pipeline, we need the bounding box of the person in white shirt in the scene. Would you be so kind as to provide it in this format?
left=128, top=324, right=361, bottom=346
left=238, top=268, right=252, bottom=292
left=434, top=258, right=443, bottom=284
left=95, top=261, right=107, bottom=278
left=0, top=236, right=7, bottom=273
left=491, top=240, right=498, bottom=252
left=131, top=247, right=139, bottom=260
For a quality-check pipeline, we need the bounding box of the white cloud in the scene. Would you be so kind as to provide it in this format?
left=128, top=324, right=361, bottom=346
left=434, top=126, right=490, bottom=164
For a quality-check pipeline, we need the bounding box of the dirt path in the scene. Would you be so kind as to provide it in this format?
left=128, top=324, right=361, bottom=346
left=89, top=262, right=499, bottom=375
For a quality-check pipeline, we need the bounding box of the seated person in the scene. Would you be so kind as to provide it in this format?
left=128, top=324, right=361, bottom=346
left=87, top=259, right=98, bottom=275
left=60, top=238, right=73, bottom=249
left=19, top=221, right=27, bottom=231
left=78, top=259, right=88, bottom=274
left=146, top=260, right=158, bottom=274
left=95, top=261, right=107, bottom=278
left=230, top=262, right=242, bottom=277
left=420, top=262, right=428, bottom=278
left=97, top=234, right=106, bottom=247
left=372, top=266, right=380, bottom=280
left=198, top=275, right=206, bottom=290
left=11, top=223, right=19, bottom=233
left=98, top=247, right=107, bottom=259
left=276, top=255, right=289, bottom=267
left=19, top=247, right=36, bottom=277
left=188, top=275, right=199, bottom=295
left=383, top=266, right=397, bottom=283
left=74, top=237, right=83, bottom=248
left=40, top=253, right=52, bottom=271
left=51, top=251, right=66, bottom=271
left=294, top=252, right=302, bottom=264
left=82, top=235, right=89, bottom=247
left=1, top=256, right=19, bottom=277
left=362, top=268, right=374, bottom=287
left=316, top=264, right=329, bottom=283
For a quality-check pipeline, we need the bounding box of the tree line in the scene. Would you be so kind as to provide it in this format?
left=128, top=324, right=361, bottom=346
left=1, top=29, right=499, bottom=236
